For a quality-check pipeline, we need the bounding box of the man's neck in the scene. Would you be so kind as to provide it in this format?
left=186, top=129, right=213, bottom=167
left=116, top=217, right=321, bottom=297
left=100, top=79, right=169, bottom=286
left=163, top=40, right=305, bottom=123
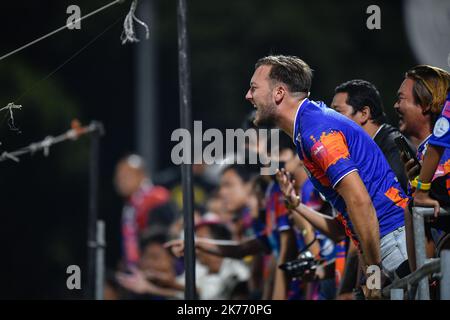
left=277, top=97, right=307, bottom=139
left=364, top=121, right=382, bottom=139
left=411, top=125, right=433, bottom=148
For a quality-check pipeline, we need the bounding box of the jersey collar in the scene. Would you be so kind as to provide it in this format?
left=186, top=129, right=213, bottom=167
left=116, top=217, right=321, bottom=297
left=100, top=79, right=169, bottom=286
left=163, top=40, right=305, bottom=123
left=292, top=98, right=308, bottom=143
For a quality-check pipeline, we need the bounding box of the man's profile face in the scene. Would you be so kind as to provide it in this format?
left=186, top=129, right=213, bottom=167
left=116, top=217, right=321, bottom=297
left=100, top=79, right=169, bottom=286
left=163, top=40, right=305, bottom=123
left=394, top=78, right=427, bottom=137
left=331, top=92, right=354, bottom=118
left=114, top=162, right=143, bottom=198
left=331, top=92, right=368, bottom=126
left=245, top=65, right=277, bottom=127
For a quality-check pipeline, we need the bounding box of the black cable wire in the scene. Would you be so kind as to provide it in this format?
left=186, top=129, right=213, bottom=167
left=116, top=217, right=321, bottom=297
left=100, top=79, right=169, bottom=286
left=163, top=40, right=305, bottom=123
left=15, top=16, right=123, bottom=104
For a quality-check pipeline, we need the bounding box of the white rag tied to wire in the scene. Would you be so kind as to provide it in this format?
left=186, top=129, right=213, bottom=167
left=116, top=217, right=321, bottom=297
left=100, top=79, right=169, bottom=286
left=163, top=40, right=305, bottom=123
left=0, top=102, right=22, bottom=131
left=0, top=0, right=149, bottom=140
left=121, top=0, right=150, bottom=44
left=0, top=0, right=150, bottom=63
left=0, top=0, right=149, bottom=134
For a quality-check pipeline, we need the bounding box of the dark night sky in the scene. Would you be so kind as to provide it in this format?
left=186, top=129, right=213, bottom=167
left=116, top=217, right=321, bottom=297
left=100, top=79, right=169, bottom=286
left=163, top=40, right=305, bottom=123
left=0, top=0, right=417, bottom=298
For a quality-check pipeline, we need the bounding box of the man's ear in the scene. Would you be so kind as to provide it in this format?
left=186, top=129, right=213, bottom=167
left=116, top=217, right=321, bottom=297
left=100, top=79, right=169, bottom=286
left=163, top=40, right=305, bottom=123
left=274, top=85, right=285, bottom=104
left=360, top=106, right=371, bottom=125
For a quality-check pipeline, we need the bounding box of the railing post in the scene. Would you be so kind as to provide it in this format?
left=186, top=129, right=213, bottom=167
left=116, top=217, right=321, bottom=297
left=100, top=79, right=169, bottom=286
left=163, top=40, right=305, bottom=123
left=390, top=288, right=404, bottom=300
left=95, top=220, right=106, bottom=300
left=412, top=207, right=430, bottom=300
left=441, top=250, right=450, bottom=300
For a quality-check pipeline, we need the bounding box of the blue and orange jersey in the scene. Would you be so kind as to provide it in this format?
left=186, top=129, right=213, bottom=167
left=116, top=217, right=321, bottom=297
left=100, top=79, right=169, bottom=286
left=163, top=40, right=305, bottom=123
left=301, top=178, right=323, bottom=211
left=287, top=279, right=305, bottom=300
left=237, top=206, right=255, bottom=238
left=426, top=92, right=450, bottom=195
left=429, top=93, right=450, bottom=149
left=334, top=239, right=348, bottom=288
left=415, top=137, right=450, bottom=196
left=316, top=232, right=336, bottom=261
left=294, top=230, right=336, bottom=264
left=289, top=229, right=337, bottom=301
left=290, top=179, right=337, bottom=300
left=253, top=181, right=291, bottom=257
left=298, top=179, right=336, bottom=261
left=293, top=98, right=407, bottom=244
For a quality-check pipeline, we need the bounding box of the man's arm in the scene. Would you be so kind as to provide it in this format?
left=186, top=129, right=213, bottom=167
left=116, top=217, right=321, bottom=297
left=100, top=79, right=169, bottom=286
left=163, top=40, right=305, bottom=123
left=293, top=204, right=346, bottom=243
left=116, top=270, right=183, bottom=299
left=335, top=171, right=380, bottom=267
left=418, top=145, right=444, bottom=182
left=165, top=237, right=269, bottom=259
left=414, top=145, right=445, bottom=216
left=275, top=168, right=346, bottom=242
left=200, top=237, right=269, bottom=259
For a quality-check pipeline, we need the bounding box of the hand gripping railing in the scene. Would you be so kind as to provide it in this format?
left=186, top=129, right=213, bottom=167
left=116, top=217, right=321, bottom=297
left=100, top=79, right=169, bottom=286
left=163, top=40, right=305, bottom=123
left=383, top=207, right=450, bottom=300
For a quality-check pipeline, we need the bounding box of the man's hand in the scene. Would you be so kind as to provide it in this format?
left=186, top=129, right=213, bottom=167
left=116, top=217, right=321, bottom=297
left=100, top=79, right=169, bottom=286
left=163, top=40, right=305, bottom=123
left=145, top=269, right=177, bottom=288
left=164, top=238, right=221, bottom=258
left=412, top=144, right=444, bottom=219
left=362, top=286, right=382, bottom=300
left=400, top=152, right=421, bottom=180
left=116, top=268, right=155, bottom=295
left=164, top=239, right=185, bottom=257
left=336, top=292, right=355, bottom=300
left=414, top=189, right=441, bottom=218
left=362, top=264, right=388, bottom=300
left=275, top=168, right=301, bottom=208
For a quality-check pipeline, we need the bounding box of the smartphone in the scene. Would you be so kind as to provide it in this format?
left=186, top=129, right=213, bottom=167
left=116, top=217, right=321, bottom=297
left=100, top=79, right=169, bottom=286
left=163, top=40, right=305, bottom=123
left=394, top=135, right=421, bottom=170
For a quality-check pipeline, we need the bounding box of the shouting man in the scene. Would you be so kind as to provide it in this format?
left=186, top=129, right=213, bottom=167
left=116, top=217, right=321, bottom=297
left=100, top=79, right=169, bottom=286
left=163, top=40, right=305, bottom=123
left=245, top=55, right=408, bottom=297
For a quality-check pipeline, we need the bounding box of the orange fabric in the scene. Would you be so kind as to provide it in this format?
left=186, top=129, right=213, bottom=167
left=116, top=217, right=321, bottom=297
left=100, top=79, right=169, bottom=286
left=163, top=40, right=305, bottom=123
left=334, top=240, right=347, bottom=287
left=303, top=158, right=331, bottom=187
left=335, top=213, right=360, bottom=249
left=444, top=159, right=450, bottom=174
left=444, top=160, right=450, bottom=196
left=384, top=186, right=408, bottom=209
left=310, top=131, right=350, bottom=172
left=302, top=131, right=350, bottom=187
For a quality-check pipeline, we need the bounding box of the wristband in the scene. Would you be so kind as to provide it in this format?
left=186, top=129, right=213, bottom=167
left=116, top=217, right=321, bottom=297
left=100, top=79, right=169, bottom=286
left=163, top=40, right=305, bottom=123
left=410, top=176, right=431, bottom=191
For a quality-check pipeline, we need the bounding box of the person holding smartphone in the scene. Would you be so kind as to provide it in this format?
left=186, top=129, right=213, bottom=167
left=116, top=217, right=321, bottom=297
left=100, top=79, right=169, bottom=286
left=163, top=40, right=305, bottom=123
left=394, top=65, right=450, bottom=271
left=412, top=91, right=450, bottom=214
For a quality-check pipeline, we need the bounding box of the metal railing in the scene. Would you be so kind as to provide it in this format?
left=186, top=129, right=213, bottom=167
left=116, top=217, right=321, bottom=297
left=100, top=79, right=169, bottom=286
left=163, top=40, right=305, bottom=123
left=383, top=207, right=450, bottom=300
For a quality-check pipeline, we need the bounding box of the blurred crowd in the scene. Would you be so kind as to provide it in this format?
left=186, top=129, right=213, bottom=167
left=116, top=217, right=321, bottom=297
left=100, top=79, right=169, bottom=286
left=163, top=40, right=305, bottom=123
left=105, top=61, right=450, bottom=300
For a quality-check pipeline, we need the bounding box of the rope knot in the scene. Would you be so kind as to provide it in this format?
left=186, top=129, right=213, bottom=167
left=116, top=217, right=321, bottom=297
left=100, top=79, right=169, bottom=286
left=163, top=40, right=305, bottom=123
left=0, top=102, right=22, bottom=131
left=121, top=0, right=150, bottom=44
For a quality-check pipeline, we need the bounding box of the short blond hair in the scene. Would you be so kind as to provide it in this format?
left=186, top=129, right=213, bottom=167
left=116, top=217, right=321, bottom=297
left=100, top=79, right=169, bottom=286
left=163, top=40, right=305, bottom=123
left=255, top=55, right=313, bottom=94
